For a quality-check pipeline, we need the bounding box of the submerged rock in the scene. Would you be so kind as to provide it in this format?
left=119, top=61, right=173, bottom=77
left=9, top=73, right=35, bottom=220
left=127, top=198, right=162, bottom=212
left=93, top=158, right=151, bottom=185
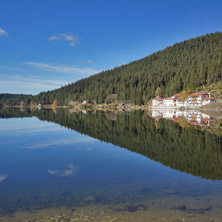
left=84, top=195, right=96, bottom=203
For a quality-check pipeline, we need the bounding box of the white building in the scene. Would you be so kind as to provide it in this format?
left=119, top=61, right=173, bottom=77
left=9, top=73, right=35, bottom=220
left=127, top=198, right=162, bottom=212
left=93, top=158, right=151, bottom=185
left=202, top=97, right=216, bottom=105
left=152, top=97, right=163, bottom=106
left=163, top=98, right=174, bottom=106
left=152, top=110, right=163, bottom=120
left=152, top=92, right=216, bottom=108
left=188, top=93, right=208, bottom=106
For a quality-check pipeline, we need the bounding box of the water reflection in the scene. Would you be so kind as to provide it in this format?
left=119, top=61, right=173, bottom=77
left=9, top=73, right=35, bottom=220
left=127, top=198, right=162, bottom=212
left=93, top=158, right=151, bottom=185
left=47, top=164, right=79, bottom=177
left=27, top=136, right=96, bottom=149
left=151, top=110, right=215, bottom=126
left=0, top=108, right=222, bottom=221
left=0, top=108, right=222, bottom=180
left=0, top=175, right=8, bottom=183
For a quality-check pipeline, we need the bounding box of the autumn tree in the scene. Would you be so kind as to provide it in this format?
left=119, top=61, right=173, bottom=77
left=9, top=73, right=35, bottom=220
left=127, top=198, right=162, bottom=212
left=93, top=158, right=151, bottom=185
left=180, top=90, right=188, bottom=101
left=155, top=87, right=161, bottom=97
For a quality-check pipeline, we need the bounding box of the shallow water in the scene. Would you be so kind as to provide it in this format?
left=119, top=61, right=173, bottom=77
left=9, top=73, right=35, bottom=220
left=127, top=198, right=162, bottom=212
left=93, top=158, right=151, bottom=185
left=0, top=109, right=222, bottom=221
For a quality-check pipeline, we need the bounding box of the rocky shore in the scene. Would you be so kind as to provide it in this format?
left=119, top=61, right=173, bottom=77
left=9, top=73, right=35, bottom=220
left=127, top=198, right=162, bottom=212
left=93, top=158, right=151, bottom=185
left=1, top=206, right=220, bottom=222
left=1, top=199, right=222, bottom=222
left=200, top=102, right=222, bottom=119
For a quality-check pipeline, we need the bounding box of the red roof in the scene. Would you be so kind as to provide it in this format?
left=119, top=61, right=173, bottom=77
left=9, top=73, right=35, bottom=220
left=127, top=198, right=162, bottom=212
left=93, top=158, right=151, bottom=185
left=174, top=97, right=184, bottom=100
left=189, top=93, right=206, bottom=97
left=171, top=93, right=180, bottom=97
left=164, top=97, right=186, bottom=101
left=153, top=117, right=162, bottom=120
left=202, top=97, right=216, bottom=100
left=153, top=96, right=162, bottom=100
left=164, top=98, right=174, bottom=100
left=202, top=119, right=215, bottom=121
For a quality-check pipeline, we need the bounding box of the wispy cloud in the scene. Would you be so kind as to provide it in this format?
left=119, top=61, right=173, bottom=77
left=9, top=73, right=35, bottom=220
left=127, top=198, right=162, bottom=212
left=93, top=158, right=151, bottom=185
left=0, top=65, right=24, bottom=72
left=27, top=136, right=97, bottom=149
left=76, top=147, right=93, bottom=151
left=25, top=62, right=100, bottom=76
left=0, top=121, right=62, bottom=135
left=48, top=164, right=79, bottom=177
left=0, top=175, right=8, bottom=183
left=0, top=74, right=68, bottom=93
left=88, top=60, right=93, bottom=64
left=0, top=28, right=8, bottom=36
left=48, top=33, right=80, bottom=47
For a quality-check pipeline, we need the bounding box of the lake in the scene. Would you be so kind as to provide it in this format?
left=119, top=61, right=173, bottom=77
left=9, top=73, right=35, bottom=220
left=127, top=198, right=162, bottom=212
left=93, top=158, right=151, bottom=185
left=0, top=108, right=222, bottom=222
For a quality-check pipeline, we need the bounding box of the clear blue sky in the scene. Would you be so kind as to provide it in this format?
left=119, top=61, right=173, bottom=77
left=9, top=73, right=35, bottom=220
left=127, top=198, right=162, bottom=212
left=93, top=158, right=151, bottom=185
left=0, top=0, right=221, bottom=95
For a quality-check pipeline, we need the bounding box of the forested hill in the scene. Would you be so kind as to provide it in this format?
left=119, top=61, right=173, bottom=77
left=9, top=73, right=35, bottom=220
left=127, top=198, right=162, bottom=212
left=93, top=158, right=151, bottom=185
left=1, top=32, right=222, bottom=106
left=0, top=93, right=32, bottom=106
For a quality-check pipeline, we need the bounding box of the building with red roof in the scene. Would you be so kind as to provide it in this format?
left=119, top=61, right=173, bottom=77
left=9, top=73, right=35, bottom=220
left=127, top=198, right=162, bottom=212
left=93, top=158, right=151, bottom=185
left=152, top=91, right=216, bottom=108
left=152, top=96, right=163, bottom=106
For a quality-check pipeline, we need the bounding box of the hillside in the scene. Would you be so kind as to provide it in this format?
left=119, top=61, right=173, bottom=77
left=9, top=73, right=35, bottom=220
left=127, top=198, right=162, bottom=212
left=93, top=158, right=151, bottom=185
left=200, top=81, right=222, bottom=99
left=0, top=93, right=32, bottom=106
left=1, top=32, right=222, bottom=106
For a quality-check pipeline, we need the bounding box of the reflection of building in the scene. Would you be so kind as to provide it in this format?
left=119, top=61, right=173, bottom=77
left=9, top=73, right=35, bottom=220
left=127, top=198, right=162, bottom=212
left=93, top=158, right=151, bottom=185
left=152, top=92, right=216, bottom=107
left=152, top=110, right=214, bottom=126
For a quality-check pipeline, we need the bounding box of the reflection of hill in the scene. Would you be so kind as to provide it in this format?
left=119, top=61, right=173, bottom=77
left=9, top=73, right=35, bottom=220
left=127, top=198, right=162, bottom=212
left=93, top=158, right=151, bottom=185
left=1, top=108, right=222, bottom=180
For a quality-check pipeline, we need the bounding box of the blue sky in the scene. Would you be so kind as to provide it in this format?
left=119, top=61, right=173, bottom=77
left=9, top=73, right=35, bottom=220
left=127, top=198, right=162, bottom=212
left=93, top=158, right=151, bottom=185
left=0, top=0, right=222, bottom=95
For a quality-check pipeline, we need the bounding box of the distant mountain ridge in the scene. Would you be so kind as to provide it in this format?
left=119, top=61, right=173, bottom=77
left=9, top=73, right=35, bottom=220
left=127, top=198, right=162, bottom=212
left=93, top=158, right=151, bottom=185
left=1, top=32, right=222, bottom=106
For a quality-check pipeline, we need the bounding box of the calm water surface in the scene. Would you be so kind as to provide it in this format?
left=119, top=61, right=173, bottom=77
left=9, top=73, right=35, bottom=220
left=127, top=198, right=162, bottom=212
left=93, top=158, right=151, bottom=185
left=0, top=109, right=222, bottom=221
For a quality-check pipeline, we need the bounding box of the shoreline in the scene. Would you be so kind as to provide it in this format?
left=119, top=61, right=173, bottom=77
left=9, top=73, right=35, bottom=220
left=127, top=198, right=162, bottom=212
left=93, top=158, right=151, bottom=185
left=1, top=198, right=222, bottom=222
left=1, top=101, right=221, bottom=116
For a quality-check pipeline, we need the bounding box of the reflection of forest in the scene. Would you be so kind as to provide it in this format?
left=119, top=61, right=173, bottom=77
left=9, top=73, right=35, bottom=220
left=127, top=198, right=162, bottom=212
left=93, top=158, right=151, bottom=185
left=1, top=108, right=222, bottom=180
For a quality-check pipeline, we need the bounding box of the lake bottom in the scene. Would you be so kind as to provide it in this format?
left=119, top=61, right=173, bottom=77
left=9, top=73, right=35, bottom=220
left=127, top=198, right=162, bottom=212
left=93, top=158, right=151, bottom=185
left=1, top=201, right=222, bottom=222
left=1, top=187, right=222, bottom=222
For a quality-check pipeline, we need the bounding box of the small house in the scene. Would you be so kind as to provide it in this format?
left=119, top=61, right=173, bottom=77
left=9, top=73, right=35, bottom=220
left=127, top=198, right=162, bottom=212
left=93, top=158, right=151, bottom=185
left=152, top=97, right=163, bottom=106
